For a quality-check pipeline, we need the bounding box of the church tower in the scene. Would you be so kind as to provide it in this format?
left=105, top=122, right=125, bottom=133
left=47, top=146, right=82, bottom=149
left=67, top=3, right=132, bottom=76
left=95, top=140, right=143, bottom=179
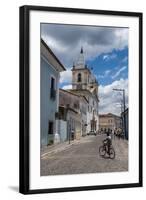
left=70, top=47, right=99, bottom=134
left=72, top=47, right=89, bottom=90
left=72, top=48, right=98, bottom=92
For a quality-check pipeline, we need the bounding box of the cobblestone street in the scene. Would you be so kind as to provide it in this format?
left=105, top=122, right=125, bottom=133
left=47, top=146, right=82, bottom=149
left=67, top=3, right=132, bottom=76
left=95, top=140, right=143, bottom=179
left=41, top=134, right=128, bottom=176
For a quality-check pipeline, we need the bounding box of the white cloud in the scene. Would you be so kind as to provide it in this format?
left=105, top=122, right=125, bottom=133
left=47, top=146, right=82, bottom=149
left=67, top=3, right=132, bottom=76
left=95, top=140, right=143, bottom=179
left=111, top=66, right=127, bottom=79
left=110, top=54, right=117, bottom=59
left=103, top=53, right=117, bottom=61
left=41, top=25, right=128, bottom=68
left=99, top=78, right=128, bottom=115
left=122, top=56, right=128, bottom=63
left=60, top=70, right=72, bottom=84
left=98, top=69, right=111, bottom=79
left=62, top=84, right=72, bottom=89
left=114, top=29, right=128, bottom=49
left=105, top=70, right=110, bottom=76
left=103, top=55, right=109, bottom=60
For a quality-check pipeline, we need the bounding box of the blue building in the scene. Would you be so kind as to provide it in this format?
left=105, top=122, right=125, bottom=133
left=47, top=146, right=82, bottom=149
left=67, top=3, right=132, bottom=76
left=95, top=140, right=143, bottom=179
left=41, top=39, right=66, bottom=147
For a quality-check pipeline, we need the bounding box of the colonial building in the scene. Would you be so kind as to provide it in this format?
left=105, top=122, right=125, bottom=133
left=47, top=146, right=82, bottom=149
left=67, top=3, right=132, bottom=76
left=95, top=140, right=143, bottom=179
left=99, top=113, right=122, bottom=132
left=41, top=39, right=66, bottom=147
left=58, top=89, right=88, bottom=141
left=68, top=48, right=99, bottom=134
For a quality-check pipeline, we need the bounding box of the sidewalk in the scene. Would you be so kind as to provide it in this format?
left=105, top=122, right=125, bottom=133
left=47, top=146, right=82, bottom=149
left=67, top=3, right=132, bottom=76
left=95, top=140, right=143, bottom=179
left=41, top=136, right=91, bottom=159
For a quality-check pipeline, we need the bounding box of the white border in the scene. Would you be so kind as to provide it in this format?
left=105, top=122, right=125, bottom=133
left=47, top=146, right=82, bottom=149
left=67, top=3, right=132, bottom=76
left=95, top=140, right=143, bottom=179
left=29, top=10, right=139, bottom=190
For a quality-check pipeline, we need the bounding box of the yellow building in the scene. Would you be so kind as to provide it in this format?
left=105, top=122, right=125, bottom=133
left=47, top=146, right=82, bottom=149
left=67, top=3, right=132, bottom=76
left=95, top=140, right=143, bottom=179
left=99, top=113, right=122, bottom=132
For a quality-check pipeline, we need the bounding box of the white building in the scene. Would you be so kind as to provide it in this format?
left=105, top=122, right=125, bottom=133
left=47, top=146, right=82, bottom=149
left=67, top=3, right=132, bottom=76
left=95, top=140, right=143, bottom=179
left=69, top=48, right=99, bottom=134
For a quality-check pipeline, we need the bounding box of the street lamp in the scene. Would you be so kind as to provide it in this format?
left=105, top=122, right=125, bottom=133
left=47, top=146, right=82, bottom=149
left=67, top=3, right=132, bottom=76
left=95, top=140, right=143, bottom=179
left=113, top=88, right=126, bottom=139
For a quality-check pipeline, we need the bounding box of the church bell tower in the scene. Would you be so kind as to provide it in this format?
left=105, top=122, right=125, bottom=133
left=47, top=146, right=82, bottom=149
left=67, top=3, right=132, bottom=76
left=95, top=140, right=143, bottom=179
left=71, top=47, right=99, bottom=134
left=72, top=47, right=91, bottom=90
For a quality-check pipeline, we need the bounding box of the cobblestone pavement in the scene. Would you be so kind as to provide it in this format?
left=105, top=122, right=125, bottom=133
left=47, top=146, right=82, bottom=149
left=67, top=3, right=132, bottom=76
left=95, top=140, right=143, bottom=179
left=41, top=134, right=128, bottom=176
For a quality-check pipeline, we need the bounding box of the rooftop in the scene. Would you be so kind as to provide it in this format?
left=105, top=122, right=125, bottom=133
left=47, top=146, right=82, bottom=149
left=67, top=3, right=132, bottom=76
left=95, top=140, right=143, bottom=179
left=99, top=113, right=121, bottom=118
left=41, top=38, right=66, bottom=71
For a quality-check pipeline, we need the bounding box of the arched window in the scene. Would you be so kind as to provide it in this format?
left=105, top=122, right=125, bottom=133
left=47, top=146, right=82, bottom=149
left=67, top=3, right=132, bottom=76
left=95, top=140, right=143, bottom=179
left=77, top=73, right=82, bottom=82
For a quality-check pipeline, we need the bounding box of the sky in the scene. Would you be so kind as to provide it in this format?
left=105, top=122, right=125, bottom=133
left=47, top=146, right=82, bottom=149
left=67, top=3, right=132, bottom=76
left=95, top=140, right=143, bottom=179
left=41, top=24, right=128, bottom=115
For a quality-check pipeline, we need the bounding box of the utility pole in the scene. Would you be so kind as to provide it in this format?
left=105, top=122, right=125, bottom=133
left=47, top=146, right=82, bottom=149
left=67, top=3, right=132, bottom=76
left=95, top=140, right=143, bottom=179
left=67, top=104, right=71, bottom=144
left=113, top=88, right=126, bottom=139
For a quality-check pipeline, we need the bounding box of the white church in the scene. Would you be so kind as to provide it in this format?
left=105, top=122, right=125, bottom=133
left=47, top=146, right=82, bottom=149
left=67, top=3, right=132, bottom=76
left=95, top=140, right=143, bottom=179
left=68, top=47, right=99, bottom=134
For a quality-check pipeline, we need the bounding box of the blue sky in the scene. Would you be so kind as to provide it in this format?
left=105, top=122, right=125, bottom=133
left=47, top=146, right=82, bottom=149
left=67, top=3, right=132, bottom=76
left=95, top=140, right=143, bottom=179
left=86, top=47, right=128, bottom=86
left=59, top=47, right=128, bottom=89
left=41, top=24, right=128, bottom=115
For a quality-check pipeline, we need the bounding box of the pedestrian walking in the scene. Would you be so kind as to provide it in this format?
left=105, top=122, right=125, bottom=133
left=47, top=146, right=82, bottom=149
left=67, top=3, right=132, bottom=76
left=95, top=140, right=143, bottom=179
left=114, top=128, right=117, bottom=140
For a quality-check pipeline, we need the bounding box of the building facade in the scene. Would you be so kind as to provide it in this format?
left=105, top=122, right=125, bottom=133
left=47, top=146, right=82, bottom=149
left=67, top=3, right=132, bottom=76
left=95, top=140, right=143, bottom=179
left=69, top=48, right=99, bottom=134
left=99, top=113, right=122, bottom=132
left=58, top=89, right=88, bottom=141
left=41, top=39, right=66, bottom=147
